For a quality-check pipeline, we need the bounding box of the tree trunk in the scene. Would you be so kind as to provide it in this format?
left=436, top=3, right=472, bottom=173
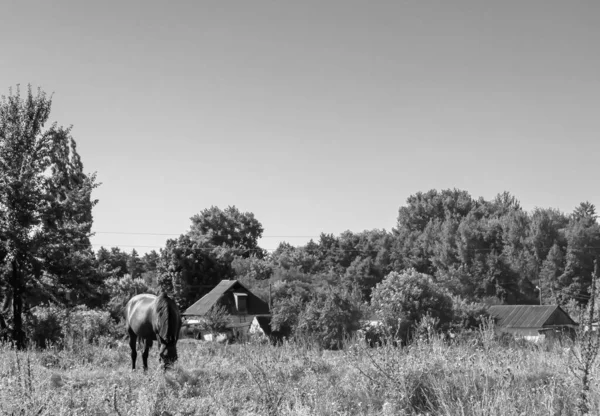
left=11, top=260, right=25, bottom=349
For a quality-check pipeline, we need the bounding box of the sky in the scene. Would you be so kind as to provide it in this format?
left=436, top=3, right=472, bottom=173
left=2, top=1, right=599, bottom=255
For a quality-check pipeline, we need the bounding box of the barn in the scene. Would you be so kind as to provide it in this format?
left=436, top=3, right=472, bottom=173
left=181, top=279, right=271, bottom=342
left=488, top=305, right=578, bottom=340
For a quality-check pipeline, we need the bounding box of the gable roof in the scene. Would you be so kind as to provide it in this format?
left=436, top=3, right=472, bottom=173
left=182, top=279, right=270, bottom=316
left=488, top=305, right=577, bottom=328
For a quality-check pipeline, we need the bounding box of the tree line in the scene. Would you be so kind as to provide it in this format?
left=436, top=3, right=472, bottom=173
left=2, top=85, right=599, bottom=349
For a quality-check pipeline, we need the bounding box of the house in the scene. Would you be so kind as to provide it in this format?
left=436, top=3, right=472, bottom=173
left=181, top=280, right=271, bottom=342
left=488, top=305, right=578, bottom=341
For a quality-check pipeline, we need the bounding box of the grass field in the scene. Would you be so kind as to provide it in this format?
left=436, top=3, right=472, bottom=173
left=0, top=330, right=597, bottom=416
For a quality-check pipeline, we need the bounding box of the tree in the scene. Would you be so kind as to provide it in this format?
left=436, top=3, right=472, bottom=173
left=393, top=189, right=475, bottom=274
left=527, top=208, right=568, bottom=265
left=370, top=269, right=453, bottom=344
left=127, top=248, right=143, bottom=279
left=188, top=206, right=265, bottom=258
left=558, top=203, right=600, bottom=304
left=140, top=250, right=160, bottom=289
left=0, top=85, right=98, bottom=348
left=141, top=250, right=160, bottom=271
left=270, top=242, right=321, bottom=274
left=96, top=246, right=129, bottom=278
left=539, top=243, right=566, bottom=304
left=157, top=235, right=234, bottom=309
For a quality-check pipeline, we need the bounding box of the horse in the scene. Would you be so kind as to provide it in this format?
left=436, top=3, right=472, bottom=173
left=125, top=292, right=181, bottom=371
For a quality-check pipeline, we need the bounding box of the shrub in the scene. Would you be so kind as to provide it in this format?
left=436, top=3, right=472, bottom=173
left=371, top=269, right=453, bottom=344
left=62, top=305, right=120, bottom=345
left=26, top=304, right=120, bottom=349
left=103, top=274, right=155, bottom=321
left=270, top=295, right=305, bottom=339
left=296, top=290, right=363, bottom=349
left=197, top=304, right=231, bottom=335
left=26, top=305, right=64, bottom=348
left=450, top=296, right=490, bottom=332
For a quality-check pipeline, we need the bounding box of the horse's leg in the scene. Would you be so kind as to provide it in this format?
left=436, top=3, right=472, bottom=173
left=142, top=339, right=152, bottom=371
left=128, top=328, right=137, bottom=370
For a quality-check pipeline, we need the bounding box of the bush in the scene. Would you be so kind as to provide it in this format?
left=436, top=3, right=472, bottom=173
left=62, top=305, right=120, bottom=345
left=450, top=296, right=490, bottom=332
left=27, top=305, right=64, bottom=348
left=270, top=295, right=305, bottom=339
left=103, top=274, right=155, bottom=322
left=371, top=269, right=453, bottom=344
left=26, top=304, right=120, bottom=349
left=296, top=290, right=363, bottom=350
left=197, top=304, right=231, bottom=335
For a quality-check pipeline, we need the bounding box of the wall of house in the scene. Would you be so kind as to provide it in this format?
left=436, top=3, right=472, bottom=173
left=495, top=327, right=541, bottom=337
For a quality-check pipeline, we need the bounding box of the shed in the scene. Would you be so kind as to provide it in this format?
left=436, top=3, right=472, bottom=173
left=488, top=305, right=578, bottom=339
left=182, top=280, right=271, bottom=341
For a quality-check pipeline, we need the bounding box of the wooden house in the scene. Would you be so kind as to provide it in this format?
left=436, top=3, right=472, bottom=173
left=488, top=305, right=578, bottom=340
left=181, top=280, right=271, bottom=342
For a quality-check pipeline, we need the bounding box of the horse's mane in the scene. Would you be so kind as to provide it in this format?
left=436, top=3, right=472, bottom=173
left=153, top=292, right=180, bottom=344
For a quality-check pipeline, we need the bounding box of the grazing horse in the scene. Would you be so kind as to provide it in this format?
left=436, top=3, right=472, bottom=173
left=125, top=292, right=181, bottom=371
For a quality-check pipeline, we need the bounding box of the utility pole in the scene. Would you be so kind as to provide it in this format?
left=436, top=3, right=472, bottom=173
left=268, top=283, right=272, bottom=311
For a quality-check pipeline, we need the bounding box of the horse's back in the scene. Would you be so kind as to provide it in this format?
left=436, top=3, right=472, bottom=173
left=126, top=294, right=157, bottom=339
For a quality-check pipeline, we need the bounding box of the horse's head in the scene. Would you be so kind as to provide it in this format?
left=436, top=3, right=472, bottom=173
left=158, top=338, right=178, bottom=367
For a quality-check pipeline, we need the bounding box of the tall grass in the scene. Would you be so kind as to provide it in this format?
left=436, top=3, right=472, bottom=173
left=0, top=330, right=597, bottom=415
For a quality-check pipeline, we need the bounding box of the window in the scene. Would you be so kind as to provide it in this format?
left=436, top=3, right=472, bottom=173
left=233, top=293, right=248, bottom=313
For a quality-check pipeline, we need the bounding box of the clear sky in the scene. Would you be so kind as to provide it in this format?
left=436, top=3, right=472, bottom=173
left=2, top=1, right=599, bottom=254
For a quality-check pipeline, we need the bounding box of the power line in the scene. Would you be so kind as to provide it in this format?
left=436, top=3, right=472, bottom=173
left=93, top=231, right=320, bottom=238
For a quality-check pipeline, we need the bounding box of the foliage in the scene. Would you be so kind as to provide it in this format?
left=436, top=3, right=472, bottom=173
left=26, top=304, right=64, bottom=348
left=0, top=85, right=98, bottom=348
left=26, top=304, right=118, bottom=348
left=270, top=294, right=305, bottom=338
left=102, top=274, right=155, bottom=321
left=156, top=207, right=263, bottom=309
left=270, top=230, right=394, bottom=301
left=157, top=235, right=234, bottom=309
left=558, top=202, right=600, bottom=304
left=232, top=255, right=273, bottom=281
left=296, top=290, right=363, bottom=349
left=449, top=295, right=490, bottom=331
left=189, top=205, right=265, bottom=258
left=371, top=269, right=453, bottom=343
left=572, top=260, right=600, bottom=414
left=61, top=305, right=119, bottom=346
left=197, top=304, right=231, bottom=335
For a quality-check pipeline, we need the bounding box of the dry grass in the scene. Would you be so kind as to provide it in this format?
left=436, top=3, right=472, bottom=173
left=0, top=332, right=597, bottom=415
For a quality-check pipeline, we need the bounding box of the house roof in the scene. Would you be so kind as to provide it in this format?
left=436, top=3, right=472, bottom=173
left=182, top=279, right=270, bottom=316
left=488, top=305, right=577, bottom=328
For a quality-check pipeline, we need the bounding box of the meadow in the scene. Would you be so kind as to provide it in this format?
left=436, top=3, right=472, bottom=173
left=1, top=326, right=597, bottom=416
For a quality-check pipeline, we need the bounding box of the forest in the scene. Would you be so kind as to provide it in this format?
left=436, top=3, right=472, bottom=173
left=80, top=192, right=600, bottom=346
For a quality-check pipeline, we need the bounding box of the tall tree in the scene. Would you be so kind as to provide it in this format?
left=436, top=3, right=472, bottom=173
left=188, top=205, right=265, bottom=258
left=127, top=248, right=142, bottom=279
left=96, top=246, right=129, bottom=278
left=559, top=203, right=600, bottom=303
left=0, top=85, right=98, bottom=348
left=157, top=235, right=234, bottom=309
